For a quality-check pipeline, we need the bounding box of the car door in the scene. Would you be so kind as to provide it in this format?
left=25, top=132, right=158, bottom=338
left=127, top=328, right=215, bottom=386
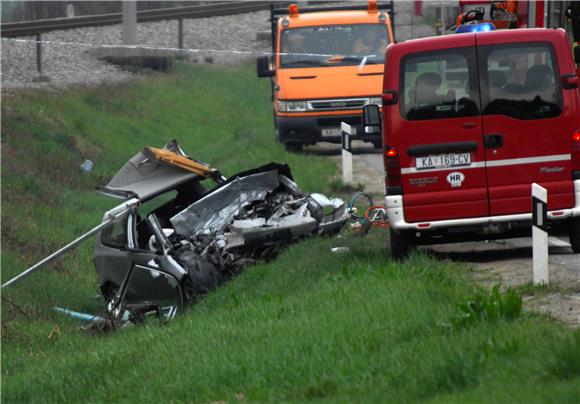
left=387, top=35, right=489, bottom=223
left=476, top=31, right=576, bottom=216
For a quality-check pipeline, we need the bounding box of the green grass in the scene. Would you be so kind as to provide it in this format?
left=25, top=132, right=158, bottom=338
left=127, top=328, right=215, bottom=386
left=2, top=64, right=579, bottom=402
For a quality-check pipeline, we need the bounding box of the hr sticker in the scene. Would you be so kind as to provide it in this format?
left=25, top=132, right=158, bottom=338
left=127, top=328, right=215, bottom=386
left=446, top=172, right=465, bottom=188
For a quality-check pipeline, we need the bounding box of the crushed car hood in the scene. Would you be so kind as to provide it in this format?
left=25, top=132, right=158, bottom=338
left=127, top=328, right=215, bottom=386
left=96, top=140, right=220, bottom=202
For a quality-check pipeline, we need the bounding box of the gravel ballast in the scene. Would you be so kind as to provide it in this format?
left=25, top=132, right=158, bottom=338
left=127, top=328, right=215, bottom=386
left=1, top=10, right=272, bottom=90
left=1, top=2, right=432, bottom=90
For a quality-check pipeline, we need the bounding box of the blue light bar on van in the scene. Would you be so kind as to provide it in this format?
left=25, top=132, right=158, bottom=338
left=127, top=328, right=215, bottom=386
left=456, top=22, right=496, bottom=34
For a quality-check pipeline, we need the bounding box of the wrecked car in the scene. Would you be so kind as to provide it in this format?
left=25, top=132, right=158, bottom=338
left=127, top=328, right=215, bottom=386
left=94, top=140, right=348, bottom=321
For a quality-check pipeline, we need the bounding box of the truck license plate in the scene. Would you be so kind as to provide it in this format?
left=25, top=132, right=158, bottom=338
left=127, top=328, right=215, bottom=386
left=415, top=153, right=471, bottom=170
left=321, top=128, right=341, bottom=137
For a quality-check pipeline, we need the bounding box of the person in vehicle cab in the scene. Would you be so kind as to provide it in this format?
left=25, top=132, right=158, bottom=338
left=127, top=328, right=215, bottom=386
left=282, top=31, right=306, bottom=61
left=353, top=28, right=387, bottom=55
left=525, top=64, right=556, bottom=101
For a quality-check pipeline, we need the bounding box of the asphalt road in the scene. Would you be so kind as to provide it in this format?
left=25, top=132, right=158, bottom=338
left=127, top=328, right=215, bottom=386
left=357, top=152, right=580, bottom=274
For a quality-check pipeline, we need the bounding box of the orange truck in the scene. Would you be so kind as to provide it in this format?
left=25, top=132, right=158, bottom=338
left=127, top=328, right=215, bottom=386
left=257, top=0, right=395, bottom=151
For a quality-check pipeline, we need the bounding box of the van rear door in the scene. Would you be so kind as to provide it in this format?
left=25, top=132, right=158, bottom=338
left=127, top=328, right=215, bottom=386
left=392, top=36, right=489, bottom=223
left=476, top=31, right=576, bottom=215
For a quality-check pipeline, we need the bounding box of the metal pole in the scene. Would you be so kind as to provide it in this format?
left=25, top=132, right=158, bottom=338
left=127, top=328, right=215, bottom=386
left=2, top=221, right=112, bottom=289
left=36, top=33, right=42, bottom=75
left=2, top=198, right=139, bottom=289
left=178, top=17, right=184, bottom=49
left=122, top=0, right=137, bottom=45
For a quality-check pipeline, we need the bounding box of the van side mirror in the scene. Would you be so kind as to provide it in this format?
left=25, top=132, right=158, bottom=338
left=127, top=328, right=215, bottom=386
left=362, top=104, right=381, bottom=134
left=257, top=56, right=274, bottom=77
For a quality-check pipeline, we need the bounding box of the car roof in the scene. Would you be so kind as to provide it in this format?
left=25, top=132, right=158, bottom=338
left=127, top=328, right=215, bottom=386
left=96, top=141, right=203, bottom=201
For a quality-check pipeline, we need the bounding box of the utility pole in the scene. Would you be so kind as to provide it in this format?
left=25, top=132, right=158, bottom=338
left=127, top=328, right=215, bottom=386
left=122, top=0, right=137, bottom=45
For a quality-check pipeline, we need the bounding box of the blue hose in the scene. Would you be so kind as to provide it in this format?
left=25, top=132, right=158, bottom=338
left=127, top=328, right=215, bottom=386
left=53, top=307, right=104, bottom=322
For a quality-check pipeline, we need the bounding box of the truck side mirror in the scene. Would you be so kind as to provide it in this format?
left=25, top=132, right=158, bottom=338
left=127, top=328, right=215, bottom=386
left=362, top=104, right=381, bottom=134
left=257, top=56, right=274, bottom=77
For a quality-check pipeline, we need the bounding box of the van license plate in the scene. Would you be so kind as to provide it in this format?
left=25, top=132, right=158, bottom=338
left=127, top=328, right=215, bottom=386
left=321, top=128, right=341, bottom=137
left=415, top=153, right=471, bottom=170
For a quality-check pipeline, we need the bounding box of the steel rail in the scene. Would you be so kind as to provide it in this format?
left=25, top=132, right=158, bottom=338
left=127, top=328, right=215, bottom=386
left=1, top=1, right=271, bottom=37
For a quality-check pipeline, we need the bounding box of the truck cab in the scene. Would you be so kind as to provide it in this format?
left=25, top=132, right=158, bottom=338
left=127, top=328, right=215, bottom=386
left=257, top=1, right=394, bottom=151
left=372, top=27, right=580, bottom=258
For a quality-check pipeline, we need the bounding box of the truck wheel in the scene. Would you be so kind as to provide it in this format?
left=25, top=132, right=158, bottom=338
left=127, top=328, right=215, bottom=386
left=569, top=217, right=580, bottom=253
left=390, top=228, right=414, bottom=260
left=285, top=142, right=303, bottom=152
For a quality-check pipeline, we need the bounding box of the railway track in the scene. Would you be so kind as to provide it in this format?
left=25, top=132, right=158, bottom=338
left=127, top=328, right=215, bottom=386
left=1, top=1, right=275, bottom=37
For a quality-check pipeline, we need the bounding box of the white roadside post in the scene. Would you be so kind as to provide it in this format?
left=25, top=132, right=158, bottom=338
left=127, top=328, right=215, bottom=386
left=532, top=183, right=549, bottom=285
left=341, top=122, right=355, bottom=184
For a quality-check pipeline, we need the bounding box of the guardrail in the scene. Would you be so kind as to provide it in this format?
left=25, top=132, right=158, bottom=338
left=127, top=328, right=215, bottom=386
left=1, top=1, right=270, bottom=37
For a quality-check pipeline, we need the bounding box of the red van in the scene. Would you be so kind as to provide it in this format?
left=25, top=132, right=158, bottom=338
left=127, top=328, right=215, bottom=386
left=370, top=28, right=580, bottom=258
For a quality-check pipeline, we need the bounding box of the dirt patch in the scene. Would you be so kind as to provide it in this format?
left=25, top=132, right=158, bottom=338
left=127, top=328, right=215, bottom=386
left=310, top=141, right=580, bottom=328
left=423, top=241, right=580, bottom=328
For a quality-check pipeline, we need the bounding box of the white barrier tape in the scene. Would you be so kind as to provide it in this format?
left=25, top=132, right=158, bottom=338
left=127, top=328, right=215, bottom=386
left=1, top=36, right=346, bottom=59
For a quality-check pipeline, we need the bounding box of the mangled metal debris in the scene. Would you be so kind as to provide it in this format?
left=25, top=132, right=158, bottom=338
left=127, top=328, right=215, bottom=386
left=1, top=140, right=348, bottom=328
left=93, top=140, right=348, bottom=324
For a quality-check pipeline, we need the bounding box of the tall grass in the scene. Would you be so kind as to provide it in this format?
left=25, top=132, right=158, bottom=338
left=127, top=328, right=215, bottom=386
left=2, top=64, right=579, bottom=402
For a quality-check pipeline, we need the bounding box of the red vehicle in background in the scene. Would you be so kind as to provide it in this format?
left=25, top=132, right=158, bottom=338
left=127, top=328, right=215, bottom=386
left=363, top=25, right=580, bottom=258
left=452, top=0, right=580, bottom=76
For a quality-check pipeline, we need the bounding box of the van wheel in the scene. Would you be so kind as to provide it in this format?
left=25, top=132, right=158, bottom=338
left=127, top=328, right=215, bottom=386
left=390, top=228, right=414, bottom=260
left=285, top=142, right=303, bottom=152
left=569, top=217, right=580, bottom=253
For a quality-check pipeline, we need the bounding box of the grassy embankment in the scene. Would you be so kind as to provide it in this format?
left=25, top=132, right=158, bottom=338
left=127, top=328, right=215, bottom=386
left=2, top=64, right=579, bottom=402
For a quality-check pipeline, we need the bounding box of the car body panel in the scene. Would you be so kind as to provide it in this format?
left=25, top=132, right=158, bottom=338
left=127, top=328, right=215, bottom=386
left=94, top=143, right=348, bottom=311
left=96, top=141, right=201, bottom=201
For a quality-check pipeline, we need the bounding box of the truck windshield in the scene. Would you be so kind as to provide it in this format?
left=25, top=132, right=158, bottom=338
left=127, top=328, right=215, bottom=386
left=280, top=24, right=388, bottom=68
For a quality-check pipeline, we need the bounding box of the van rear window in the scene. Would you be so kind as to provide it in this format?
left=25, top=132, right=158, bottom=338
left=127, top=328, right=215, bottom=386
left=479, top=44, right=562, bottom=120
left=401, top=48, right=480, bottom=121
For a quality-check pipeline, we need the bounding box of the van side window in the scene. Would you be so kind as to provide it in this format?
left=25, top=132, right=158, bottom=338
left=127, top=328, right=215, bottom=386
left=401, top=49, right=479, bottom=121
left=479, top=44, right=562, bottom=120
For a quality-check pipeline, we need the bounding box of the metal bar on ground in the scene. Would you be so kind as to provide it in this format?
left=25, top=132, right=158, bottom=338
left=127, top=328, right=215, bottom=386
left=532, top=183, right=549, bottom=285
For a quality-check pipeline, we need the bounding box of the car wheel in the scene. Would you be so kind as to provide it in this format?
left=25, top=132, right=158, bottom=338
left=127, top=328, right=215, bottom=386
left=275, top=128, right=282, bottom=144
left=285, top=142, right=303, bottom=152
left=569, top=217, right=580, bottom=253
left=390, top=228, right=414, bottom=260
